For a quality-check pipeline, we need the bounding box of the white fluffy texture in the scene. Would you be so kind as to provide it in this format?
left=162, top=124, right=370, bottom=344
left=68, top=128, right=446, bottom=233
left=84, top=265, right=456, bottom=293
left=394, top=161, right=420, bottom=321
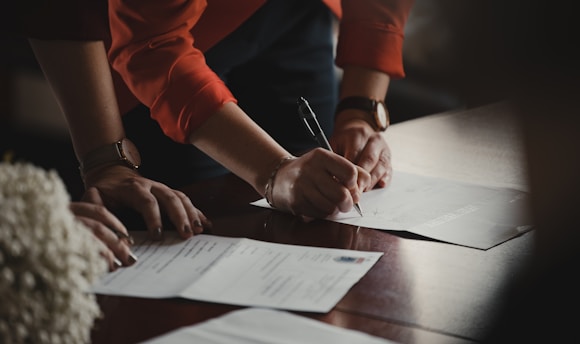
left=0, top=162, right=107, bottom=344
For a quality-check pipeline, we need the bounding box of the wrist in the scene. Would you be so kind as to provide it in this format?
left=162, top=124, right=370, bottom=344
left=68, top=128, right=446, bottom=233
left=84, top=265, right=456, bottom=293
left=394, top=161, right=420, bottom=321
left=334, top=109, right=376, bottom=131
left=81, top=164, right=140, bottom=187
left=79, top=138, right=141, bottom=176
left=263, top=155, right=296, bottom=208
left=335, top=96, right=390, bottom=132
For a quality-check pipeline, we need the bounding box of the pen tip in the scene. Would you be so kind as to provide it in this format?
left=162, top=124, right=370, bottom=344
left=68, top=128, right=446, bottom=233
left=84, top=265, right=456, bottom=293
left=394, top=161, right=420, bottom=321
left=354, top=203, right=363, bottom=217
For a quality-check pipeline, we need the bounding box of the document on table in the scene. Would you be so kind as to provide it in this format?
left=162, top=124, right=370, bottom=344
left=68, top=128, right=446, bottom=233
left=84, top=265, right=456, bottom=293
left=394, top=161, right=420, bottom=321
left=251, top=171, right=533, bottom=250
left=92, top=232, right=382, bottom=313
left=141, top=308, right=397, bottom=344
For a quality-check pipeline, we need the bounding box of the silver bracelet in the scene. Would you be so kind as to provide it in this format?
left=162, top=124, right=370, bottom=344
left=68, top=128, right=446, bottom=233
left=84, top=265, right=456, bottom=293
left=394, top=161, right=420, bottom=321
left=264, top=156, right=296, bottom=207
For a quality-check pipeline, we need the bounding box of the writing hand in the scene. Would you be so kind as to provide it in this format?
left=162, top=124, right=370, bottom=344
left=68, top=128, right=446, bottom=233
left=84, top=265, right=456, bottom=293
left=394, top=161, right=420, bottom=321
left=269, top=148, right=370, bottom=218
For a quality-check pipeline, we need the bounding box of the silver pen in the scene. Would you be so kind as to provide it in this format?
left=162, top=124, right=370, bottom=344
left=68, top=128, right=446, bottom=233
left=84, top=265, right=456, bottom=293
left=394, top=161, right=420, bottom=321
left=297, top=97, right=363, bottom=217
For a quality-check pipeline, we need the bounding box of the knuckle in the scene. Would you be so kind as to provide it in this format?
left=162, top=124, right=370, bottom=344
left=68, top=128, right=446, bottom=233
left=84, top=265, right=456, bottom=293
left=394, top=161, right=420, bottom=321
left=140, top=194, right=158, bottom=208
left=124, top=177, right=148, bottom=191
left=164, top=191, right=180, bottom=203
left=173, top=190, right=188, bottom=199
left=358, top=153, right=377, bottom=168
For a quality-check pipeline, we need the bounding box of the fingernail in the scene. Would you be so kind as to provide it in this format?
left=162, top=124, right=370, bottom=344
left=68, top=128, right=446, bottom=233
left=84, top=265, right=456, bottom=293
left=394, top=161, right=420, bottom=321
left=151, top=227, right=163, bottom=240
left=184, top=225, right=193, bottom=234
left=193, top=220, right=204, bottom=234
left=114, top=258, right=123, bottom=268
left=127, top=252, right=138, bottom=265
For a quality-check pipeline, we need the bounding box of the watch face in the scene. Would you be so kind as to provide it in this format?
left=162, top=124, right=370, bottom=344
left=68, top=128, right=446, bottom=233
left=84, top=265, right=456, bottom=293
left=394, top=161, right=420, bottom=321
left=120, top=139, right=142, bottom=168
left=375, top=102, right=389, bottom=130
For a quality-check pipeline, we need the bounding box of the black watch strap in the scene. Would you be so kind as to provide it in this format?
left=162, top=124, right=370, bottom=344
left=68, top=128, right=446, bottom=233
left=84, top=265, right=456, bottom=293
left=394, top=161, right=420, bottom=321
left=336, top=96, right=376, bottom=114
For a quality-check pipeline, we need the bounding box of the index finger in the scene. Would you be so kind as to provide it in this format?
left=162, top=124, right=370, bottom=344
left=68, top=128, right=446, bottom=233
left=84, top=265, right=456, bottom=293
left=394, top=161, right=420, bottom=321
left=322, top=152, right=360, bottom=193
left=355, top=136, right=385, bottom=172
left=69, top=201, right=130, bottom=239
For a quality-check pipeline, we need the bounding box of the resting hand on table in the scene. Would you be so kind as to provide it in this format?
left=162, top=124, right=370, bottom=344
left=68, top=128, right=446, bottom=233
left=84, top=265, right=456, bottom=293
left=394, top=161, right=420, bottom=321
left=330, top=117, right=393, bottom=190
left=69, top=201, right=136, bottom=272
left=268, top=148, right=371, bottom=219
left=81, top=165, right=211, bottom=241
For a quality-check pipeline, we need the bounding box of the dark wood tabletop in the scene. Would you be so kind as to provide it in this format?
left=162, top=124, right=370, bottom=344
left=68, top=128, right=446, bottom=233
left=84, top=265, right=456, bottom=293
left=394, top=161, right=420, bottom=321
left=91, top=103, right=534, bottom=344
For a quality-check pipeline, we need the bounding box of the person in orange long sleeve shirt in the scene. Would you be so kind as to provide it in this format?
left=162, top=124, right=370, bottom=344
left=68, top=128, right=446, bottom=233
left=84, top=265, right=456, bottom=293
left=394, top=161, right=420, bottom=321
left=100, top=0, right=414, bottom=223
left=7, top=1, right=211, bottom=243
left=14, top=0, right=413, bottom=235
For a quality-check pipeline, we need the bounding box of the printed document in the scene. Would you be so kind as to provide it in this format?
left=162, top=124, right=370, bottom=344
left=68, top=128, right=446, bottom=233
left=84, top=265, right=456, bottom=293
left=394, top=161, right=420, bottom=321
left=141, top=308, right=397, bottom=344
left=252, top=171, right=533, bottom=250
left=92, top=232, right=382, bottom=313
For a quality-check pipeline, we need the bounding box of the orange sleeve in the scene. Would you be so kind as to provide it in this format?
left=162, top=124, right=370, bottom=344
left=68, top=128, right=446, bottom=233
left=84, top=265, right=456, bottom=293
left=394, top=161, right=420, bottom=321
left=335, top=0, right=414, bottom=79
left=108, top=0, right=236, bottom=143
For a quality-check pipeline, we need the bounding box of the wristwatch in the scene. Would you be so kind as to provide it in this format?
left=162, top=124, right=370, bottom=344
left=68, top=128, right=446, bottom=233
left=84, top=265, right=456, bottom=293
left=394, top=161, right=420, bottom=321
left=79, top=138, right=141, bottom=175
left=335, top=96, right=390, bottom=131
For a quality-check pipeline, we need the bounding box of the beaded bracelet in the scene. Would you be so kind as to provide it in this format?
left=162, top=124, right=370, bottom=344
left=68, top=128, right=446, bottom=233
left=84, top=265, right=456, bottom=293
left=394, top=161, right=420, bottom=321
left=264, top=155, right=296, bottom=207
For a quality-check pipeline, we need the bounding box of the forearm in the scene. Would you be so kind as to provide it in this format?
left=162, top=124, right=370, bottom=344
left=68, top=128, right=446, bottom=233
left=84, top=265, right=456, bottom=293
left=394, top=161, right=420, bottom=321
left=340, top=65, right=390, bottom=100
left=28, top=39, right=125, bottom=160
left=188, top=102, right=291, bottom=196
left=335, top=65, right=391, bottom=128
left=30, top=39, right=211, bottom=240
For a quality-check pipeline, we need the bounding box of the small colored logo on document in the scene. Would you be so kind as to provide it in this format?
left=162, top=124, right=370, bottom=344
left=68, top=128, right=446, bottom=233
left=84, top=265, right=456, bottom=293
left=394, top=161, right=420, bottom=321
left=334, top=256, right=365, bottom=264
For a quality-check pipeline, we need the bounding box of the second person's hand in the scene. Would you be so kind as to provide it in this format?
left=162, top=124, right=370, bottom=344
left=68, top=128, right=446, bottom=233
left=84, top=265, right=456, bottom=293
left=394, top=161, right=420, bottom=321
left=331, top=117, right=393, bottom=190
left=81, top=165, right=212, bottom=241
left=69, top=201, right=137, bottom=272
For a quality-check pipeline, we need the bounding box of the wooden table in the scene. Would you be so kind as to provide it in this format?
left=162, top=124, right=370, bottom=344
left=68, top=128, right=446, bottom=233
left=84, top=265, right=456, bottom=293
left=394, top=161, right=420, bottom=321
left=91, top=102, right=533, bottom=344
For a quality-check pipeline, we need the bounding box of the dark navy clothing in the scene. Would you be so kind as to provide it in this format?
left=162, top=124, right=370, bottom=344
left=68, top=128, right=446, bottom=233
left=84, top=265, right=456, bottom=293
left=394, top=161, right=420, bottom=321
left=123, top=0, right=337, bottom=188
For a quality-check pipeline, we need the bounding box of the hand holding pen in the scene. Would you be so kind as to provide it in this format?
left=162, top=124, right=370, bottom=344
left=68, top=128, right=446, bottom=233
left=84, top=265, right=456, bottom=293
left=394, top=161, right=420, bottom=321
left=297, top=97, right=366, bottom=217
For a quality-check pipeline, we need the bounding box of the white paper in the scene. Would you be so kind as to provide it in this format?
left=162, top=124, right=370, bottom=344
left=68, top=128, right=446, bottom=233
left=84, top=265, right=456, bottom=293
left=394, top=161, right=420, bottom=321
left=141, top=308, right=397, bottom=344
left=251, top=171, right=533, bottom=250
left=92, top=232, right=383, bottom=313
